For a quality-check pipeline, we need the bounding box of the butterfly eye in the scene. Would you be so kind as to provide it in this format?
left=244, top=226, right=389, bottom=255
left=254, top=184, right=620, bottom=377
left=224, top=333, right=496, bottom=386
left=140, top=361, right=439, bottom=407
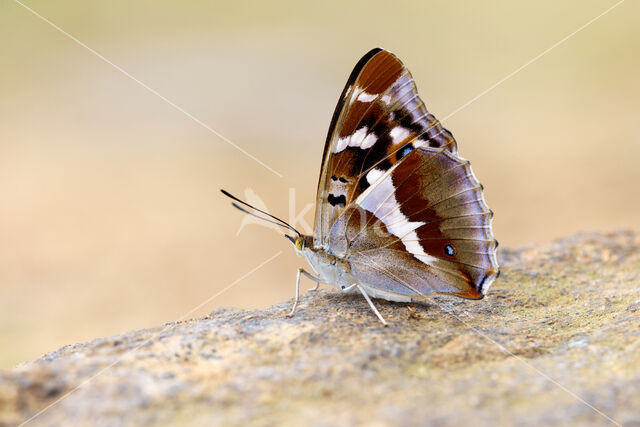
left=444, top=244, right=456, bottom=256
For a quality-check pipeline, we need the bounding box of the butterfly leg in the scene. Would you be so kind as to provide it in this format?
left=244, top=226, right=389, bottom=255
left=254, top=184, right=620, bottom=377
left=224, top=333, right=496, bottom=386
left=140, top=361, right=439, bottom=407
left=287, top=268, right=321, bottom=318
left=341, top=283, right=388, bottom=326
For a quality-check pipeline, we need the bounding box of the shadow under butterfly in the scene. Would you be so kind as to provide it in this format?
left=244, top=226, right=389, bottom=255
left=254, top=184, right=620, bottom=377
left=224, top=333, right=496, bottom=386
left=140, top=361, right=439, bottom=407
left=222, top=48, right=499, bottom=325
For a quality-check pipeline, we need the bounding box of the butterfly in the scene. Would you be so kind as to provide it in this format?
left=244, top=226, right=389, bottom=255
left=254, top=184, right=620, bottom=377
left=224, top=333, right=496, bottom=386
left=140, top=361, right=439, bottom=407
left=222, top=48, right=499, bottom=325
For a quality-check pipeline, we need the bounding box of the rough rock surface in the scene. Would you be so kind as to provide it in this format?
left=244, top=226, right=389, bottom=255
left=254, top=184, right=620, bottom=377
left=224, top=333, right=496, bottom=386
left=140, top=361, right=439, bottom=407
left=1, top=231, right=640, bottom=426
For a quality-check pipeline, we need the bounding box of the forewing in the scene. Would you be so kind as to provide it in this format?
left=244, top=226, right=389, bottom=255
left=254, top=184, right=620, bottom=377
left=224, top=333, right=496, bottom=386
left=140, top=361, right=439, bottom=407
left=333, top=147, right=499, bottom=299
left=313, top=48, right=457, bottom=249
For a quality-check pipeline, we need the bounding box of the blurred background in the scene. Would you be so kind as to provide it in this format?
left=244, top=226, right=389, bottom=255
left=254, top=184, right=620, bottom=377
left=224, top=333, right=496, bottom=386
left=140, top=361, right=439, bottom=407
left=1, top=0, right=638, bottom=368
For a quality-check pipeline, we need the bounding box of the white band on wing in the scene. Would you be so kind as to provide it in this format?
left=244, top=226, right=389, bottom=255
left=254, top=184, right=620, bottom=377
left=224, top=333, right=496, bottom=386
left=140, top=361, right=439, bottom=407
left=334, top=126, right=378, bottom=153
left=357, top=168, right=438, bottom=265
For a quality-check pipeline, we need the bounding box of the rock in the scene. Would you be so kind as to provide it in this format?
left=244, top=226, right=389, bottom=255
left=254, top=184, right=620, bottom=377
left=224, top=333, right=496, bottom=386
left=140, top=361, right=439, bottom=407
left=1, top=231, right=639, bottom=426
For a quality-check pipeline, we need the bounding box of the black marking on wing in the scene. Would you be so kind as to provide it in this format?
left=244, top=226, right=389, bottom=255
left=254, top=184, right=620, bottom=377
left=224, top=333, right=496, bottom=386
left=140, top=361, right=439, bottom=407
left=328, top=194, right=347, bottom=207
left=331, top=175, right=350, bottom=183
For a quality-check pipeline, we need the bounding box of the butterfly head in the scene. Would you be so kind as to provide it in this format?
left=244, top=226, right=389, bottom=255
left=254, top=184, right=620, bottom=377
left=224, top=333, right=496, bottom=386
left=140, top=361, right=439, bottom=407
left=285, top=234, right=306, bottom=255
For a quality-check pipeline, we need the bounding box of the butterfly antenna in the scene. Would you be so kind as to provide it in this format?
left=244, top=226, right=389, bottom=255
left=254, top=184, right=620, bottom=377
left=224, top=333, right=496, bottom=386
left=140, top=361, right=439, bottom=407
left=220, top=189, right=301, bottom=237
left=230, top=202, right=301, bottom=236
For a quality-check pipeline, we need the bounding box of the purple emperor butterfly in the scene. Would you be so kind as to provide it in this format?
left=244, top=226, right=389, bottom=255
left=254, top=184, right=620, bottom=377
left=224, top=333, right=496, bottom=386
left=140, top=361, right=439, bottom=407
left=222, top=48, right=499, bottom=325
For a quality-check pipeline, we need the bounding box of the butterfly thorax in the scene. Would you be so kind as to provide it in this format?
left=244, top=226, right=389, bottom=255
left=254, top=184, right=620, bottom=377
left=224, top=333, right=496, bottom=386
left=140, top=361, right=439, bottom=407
left=296, top=235, right=356, bottom=291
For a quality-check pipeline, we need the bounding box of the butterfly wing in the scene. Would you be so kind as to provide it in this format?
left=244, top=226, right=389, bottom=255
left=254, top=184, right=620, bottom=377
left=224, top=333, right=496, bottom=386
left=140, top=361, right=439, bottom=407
left=313, top=48, right=458, bottom=249
left=329, top=146, right=499, bottom=299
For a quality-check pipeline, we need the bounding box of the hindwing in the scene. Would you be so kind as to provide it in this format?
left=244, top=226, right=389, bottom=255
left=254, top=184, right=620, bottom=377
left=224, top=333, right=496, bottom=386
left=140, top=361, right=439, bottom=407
left=334, top=147, right=499, bottom=298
